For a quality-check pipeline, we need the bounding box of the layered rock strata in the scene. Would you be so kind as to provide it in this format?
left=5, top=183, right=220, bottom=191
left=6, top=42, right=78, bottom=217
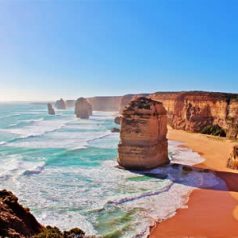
left=75, top=97, right=92, bottom=119
left=55, top=98, right=66, bottom=110
left=227, top=145, right=238, bottom=170
left=47, top=103, right=55, bottom=115
left=120, top=91, right=238, bottom=139
left=118, top=97, right=169, bottom=169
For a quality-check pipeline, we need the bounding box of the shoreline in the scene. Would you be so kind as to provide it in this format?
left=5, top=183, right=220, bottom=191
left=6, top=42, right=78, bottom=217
left=149, top=128, right=238, bottom=237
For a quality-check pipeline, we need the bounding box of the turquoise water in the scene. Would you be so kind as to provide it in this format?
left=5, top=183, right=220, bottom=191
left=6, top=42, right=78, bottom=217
left=0, top=103, right=225, bottom=237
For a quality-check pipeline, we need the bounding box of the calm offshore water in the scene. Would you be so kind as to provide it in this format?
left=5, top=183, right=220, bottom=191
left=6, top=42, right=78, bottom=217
left=0, top=103, right=225, bottom=237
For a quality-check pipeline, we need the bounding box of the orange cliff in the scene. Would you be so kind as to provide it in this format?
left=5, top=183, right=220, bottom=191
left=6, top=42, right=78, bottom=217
left=118, top=97, right=169, bottom=169
left=120, top=91, right=238, bottom=140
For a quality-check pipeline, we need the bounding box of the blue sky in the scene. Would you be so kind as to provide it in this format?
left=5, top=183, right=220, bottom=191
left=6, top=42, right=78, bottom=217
left=0, top=0, right=237, bottom=101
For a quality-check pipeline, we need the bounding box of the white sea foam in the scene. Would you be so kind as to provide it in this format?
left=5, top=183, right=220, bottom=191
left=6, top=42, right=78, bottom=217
left=0, top=108, right=227, bottom=237
left=1, top=119, right=69, bottom=138
left=169, top=140, right=205, bottom=165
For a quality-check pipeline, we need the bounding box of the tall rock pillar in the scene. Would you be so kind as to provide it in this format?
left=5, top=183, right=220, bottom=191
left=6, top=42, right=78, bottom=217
left=118, top=97, right=169, bottom=170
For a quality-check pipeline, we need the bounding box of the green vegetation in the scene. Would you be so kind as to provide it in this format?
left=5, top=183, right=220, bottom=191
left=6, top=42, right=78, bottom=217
left=33, top=226, right=85, bottom=238
left=201, top=124, right=226, bottom=137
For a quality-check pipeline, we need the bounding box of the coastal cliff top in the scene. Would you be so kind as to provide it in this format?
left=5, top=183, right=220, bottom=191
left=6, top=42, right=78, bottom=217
left=124, top=97, right=167, bottom=115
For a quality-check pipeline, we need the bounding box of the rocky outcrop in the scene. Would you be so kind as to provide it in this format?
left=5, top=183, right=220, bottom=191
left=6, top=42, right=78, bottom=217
left=0, top=190, right=86, bottom=238
left=227, top=145, right=238, bottom=170
left=47, top=103, right=55, bottom=115
left=87, top=96, right=122, bottom=111
left=118, top=97, right=169, bottom=170
left=114, top=116, right=121, bottom=125
left=75, top=98, right=92, bottom=119
left=120, top=91, right=238, bottom=139
left=55, top=98, right=66, bottom=110
left=0, top=189, right=43, bottom=237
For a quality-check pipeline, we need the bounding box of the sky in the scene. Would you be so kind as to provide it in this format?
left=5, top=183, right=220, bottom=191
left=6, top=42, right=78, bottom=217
left=0, top=0, right=238, bottom=101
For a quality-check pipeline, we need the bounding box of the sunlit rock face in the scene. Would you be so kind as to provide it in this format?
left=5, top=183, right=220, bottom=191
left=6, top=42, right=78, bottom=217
left=120, top=92, right=238, bottom=140
left=75, top=97, right=92, bottom=119
left=55, top=98, right=66, bottom=110
left=227, top=145, right=238, bottom=170
left=118, top=97, right=169, bottom=170
left=47, top=103, right=55, bottom=115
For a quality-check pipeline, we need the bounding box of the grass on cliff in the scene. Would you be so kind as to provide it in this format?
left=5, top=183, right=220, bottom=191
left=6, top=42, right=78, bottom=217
left=201, top=124, right=226, bottom=137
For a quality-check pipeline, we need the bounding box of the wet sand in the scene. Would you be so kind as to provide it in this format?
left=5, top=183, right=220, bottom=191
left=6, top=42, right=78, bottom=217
left=149, top=128, right=238, bottom=238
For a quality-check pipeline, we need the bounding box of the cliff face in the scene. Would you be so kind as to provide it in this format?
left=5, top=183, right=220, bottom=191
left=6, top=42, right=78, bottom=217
left=75, top=98, right=92, bottom=119
left=0, top=190, right=86, bottom=238
left=0, top=190, right=43, bottom=237
left=120, top=92, right=238, bottom=139
left=227, top=145, right=238, bottom=169
left=87, top=96, right=122, bottom=111
left=65, top=100, right=76, bottom=108
left=118, top=97, right=169, bottom=170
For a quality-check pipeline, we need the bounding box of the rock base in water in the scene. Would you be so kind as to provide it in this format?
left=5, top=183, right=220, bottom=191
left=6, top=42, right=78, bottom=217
left=118, top=97, right=169, bottom=170
left=75, top=98, right=92, bottom=119
left=47, top=103, right=55, bottom=115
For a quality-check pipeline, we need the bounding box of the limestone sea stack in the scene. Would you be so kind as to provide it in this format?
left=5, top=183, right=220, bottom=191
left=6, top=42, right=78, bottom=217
left=118, top=97, right=169, bottom=170
left=75, top=97, right=92, bottom=119
left=47, top=103, right=55, bottom=115
left=55, top=98, right=66, bottom=110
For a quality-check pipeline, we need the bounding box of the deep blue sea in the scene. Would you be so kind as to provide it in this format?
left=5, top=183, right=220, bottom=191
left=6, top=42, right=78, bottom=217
left=0, top=103, right=226, bottom=237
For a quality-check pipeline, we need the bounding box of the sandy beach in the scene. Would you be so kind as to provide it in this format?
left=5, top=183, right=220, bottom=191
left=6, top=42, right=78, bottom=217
left=150, top=128, right=238, bottom=238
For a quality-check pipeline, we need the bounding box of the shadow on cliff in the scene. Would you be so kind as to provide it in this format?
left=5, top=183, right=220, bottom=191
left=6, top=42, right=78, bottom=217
left=129, top=163, right=238, bottom=193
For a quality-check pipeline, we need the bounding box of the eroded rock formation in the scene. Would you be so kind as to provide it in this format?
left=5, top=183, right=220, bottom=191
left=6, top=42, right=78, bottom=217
left=0, top=190, right=86, bottom=238
left=75, top=97, right=92, bottom=119
left=47, top=103, right=55, bottom=115
left=55, top=98, right=66, bottom=110
left=120, top=92, right=238, bottom=139
left=118, top=97, right=169, bottom=169
left=227, top=145, right=238, bottom=170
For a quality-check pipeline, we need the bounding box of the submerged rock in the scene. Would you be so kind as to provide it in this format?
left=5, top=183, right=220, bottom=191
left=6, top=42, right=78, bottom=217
left=227, top=145, right=238, bottom=169
left=47, top=103, right=55, bottom=115
left=111, top=127, right=120, bottom=133
left=75, top=97, right=92, bottom=119
left=118, top=97, right=169, bottom=170
left=55, top=98, right=66, bottom=110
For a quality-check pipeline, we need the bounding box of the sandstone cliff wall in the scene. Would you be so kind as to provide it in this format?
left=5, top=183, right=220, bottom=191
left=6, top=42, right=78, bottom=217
left=120, top=91, right=238, bottom=139
left=87, top=96, right=122, bottom=111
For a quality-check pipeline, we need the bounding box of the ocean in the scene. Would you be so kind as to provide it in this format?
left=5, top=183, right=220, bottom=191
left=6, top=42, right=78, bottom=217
left=0, top=103, right=226, bottom=238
